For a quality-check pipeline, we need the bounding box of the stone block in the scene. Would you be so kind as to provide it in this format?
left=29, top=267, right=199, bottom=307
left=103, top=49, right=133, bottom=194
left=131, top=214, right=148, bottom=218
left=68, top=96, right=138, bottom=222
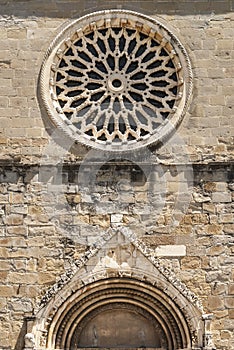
left=219, top=214, right=233, bottom=224
left=207, top=245, right=225, bottom=256
left=7, top=226, right=27, bottom=236
left=173, top=225, right=192, bottom=235
left=216, top=182, right=228, bottom=192
left=122, top=215, right=139, bottom=225
left=0, top=248, right=9, bottom=259
left=0, top=194, right=8, bottom=203
left=0, top=332, right=10, bottom=347
left=38, top=272, right=56, bottom=285
left=27, top=237, right=45, bottom=247
left=217, top=40, right=233, bottom=50
left=201, top=256, right=211, bottom=269
left=7, top=28, right=27, bottom=39
left=17, top=285, right=40, bottom=298
left=0, top=271, right=8, bottom=282
left=0, top=285, right=17, bottom=297
left=11, top=298, right=32, bottom=312
left=9, top=192, right=24, bottom=204
left=228, top=283, right=234, bottom=295
left=212, top=282, right=227, bottom=295
left=221, top=330, right=233, bottom=340
left=111, top=214, right=123, bottom=223
left=207, top=295, right=224, bottom=311
left=0, top=297, right=7, bottom=310
left=207, top=223, right=223, bottom=235
left=90, top=214, right=110, bottom=228
left=155, top=245, right=186, bottom=257
left=135, top=192, right=148, bottom=202
left=181, top=257, right=201, bottom=270
left=0, top=260, right=11, bottom=271
left=26, top=258, right=38, bottom=272
left=0, top=237, right=26, bottom=248
left=212, top=192, right=232, bottom=203
left=215, top=310, right=229, bottom=319
left=209, top=214, right=218, bottom=224
left=223, top=224, right=234, bottom=234
left=26, top=127, right=43, bottom=138
left=192, top=213, right=209, bottom=224
left=74, top=214, right=90, bottom=224
left=225, top=297, right=234, bottom=308
left=7, top=272, right=38, bottom=284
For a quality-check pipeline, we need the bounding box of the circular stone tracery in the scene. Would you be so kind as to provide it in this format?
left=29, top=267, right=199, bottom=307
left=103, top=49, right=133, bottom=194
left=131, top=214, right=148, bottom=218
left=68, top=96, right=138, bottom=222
left=40, top=10, right=192, bottom=151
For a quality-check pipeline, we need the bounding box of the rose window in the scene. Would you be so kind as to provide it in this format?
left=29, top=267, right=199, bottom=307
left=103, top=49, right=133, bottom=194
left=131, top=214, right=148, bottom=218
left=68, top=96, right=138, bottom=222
left=40, top=10, right=192, bottom=151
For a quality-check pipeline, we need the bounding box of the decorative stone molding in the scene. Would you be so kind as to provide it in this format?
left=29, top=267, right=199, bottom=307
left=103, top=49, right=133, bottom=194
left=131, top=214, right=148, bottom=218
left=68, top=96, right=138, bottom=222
left=32, top=259, right=206, bottom=348
left=54, top=283, right=184, bottom=349
left=39, top=9, right=193, bottom=152
left=36, top=276, right=201, bottom=349
left=24, top=333, right=36, bottom=350
left=202, top=314, right=216, bottom=350
left=32, top=228, right=206, bottom=349
left=38, top=227, right=203, bottom=313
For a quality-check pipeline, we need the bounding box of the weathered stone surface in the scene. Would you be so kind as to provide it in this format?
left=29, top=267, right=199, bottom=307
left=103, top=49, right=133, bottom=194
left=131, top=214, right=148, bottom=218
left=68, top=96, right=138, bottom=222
left=0, top=2, right=233, bottom=350
left=181, top=257, right=201, bottom=270
left=207, top=296, right=225, bottom=311
left=90, top=215, right=110, bottom=228
left=155, top=245, right=186, bottom=257
left=225, top=297, right=234, bottom=309
left=212, top=282, right=227, bottom=296
left=228, top=283, right=234, bottom=295
left=212, top=192, right=232, bottom=203
left=111, top=214, right=123, bottom=223
left=207, top=245, right=226, bottom=256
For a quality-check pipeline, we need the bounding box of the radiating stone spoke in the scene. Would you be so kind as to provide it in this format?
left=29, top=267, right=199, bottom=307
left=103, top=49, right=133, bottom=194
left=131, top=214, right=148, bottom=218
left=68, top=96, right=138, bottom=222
left=49, top=13, right=189, bottom=149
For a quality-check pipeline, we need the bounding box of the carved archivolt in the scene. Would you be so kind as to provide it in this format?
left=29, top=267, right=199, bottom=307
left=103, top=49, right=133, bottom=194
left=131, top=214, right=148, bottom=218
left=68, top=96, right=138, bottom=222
left=33, top=270, right=205, bottom=349
left=32, top=228, right=206, bottom=348
left=41, top=278, right=196, bottom=349
left=39, top=10, right=192, bottom=151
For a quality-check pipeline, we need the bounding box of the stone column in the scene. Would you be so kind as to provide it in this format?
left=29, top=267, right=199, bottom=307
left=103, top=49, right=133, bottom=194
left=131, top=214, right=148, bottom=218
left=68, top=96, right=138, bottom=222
left=24, top=316, right=37, bottom=350
left=202, top=314, right=216, bottom=350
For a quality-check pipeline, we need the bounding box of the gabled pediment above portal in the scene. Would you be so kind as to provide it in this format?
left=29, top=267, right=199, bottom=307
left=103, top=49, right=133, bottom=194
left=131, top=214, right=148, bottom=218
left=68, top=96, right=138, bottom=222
left=38, top=227, right=203, bottom=314
left=31, top=227, right=212, bottom=350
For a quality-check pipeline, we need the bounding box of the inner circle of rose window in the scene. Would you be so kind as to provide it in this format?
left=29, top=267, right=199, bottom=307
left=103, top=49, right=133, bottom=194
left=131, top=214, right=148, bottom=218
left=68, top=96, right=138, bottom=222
left=113, top=79, right=121, bottom=88
left=56, top=27, right=179, bottom=142
left=43, top=11, right=192, bottom=151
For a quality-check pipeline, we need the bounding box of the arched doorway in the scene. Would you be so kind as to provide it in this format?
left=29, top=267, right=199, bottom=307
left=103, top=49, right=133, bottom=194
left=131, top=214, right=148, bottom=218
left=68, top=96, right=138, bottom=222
left=73, top=303, right=167, bottom=349
left=46, top=278, right=194, bottom=350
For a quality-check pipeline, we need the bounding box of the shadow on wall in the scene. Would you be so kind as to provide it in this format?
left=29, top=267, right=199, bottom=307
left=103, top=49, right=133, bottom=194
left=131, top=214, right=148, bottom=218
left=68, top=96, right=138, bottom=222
left=0, top=0, right=233, bottom=18
left=14, top=319, right=27, bottom=350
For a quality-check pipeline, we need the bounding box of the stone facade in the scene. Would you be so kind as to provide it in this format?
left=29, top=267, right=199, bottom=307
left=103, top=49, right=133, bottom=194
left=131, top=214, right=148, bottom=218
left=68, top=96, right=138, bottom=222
left=0, top=1, right=233, bottom=350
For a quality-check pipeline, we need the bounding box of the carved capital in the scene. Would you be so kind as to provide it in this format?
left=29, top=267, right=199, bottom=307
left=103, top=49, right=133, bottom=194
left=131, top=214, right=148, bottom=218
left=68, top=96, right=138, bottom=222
left=24, top=333, right=36, bottom=350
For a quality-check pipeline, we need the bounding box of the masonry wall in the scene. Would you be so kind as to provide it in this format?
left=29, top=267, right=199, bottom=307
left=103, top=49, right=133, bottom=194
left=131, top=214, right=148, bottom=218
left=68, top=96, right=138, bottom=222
left=0, top=1, right=233, bottom=349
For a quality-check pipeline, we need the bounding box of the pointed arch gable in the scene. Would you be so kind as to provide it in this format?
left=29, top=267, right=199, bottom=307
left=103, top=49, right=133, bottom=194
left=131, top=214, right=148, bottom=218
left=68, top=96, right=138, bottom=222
left=32, top=231, right=205, bottom=349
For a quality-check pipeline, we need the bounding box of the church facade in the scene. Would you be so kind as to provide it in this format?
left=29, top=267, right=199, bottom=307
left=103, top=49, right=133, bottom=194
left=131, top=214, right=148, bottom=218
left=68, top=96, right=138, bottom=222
left=0, top=1, right=233, bottom=349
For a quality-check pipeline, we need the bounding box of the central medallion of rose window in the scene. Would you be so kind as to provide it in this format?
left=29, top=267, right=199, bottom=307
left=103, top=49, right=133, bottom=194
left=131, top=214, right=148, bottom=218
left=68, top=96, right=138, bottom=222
left=40, top=10, right=192, bottom=151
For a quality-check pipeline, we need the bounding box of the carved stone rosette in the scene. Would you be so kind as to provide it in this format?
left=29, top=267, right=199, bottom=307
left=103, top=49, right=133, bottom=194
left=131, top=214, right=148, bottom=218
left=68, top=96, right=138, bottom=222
left=39, top=10, right=192, bottom=152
